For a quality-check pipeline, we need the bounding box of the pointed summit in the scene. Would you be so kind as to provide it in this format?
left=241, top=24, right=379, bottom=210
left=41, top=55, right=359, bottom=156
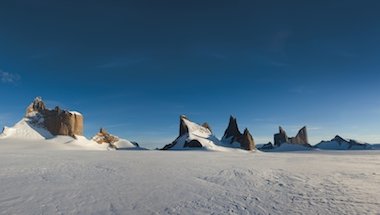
left=26, top=96, right=46, bottom=116
left=221, top=116, right=256, bottom=151
left=223, top=115, right=242, bottom=139
left=179, top=115, right=189, bottom=136
left=294, top=126, right=308, bottom=144
left=238, top=128, right=255, bottom=151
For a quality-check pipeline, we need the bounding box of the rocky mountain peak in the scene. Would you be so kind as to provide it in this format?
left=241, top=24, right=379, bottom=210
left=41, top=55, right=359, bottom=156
left=294, top=126, right=308, bottom=143
left=222, top=116, right=255, bottom=151
left=332, top=135, right=346, bottom=142
left=26, top=96, right=46, bottom=116
left=24, top=97, right=84, bottom=138
left=223, top=115, right=242, bottom=139
left=274, top=126, right=310, bottom=147
left=179, top=115, right=189, bottom=136
left=239, top=128, right=255, bottom=151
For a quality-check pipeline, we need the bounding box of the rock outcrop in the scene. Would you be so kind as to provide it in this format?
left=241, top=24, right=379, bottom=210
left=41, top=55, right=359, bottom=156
left=93, top=128, right=119, bottom=145
left=259, top=142, right=275, bottom=150
left=221, top=116, right=256, bottom=151
left=92, top=128, right=140, bottom=149
left=273, top=126, right=310, bottom=147
left=26, top=97, right=83, bottom=138
left=162, top=115, right=218, bottom=150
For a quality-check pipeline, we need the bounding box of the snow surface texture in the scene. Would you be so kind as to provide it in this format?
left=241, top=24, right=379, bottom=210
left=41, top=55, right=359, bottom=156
left=0, top=140, right=379, bottom=215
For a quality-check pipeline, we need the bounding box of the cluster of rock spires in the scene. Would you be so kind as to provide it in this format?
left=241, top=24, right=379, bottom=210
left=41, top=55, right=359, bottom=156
left=162, top=115, right=256, bottom=151
left=260, top=126, right=311, bottom=150
left=274, top=126, right=310, bottom=147
left=221, top=116, right=255, bottom=151
left=26, top=97, right=83, bottom=138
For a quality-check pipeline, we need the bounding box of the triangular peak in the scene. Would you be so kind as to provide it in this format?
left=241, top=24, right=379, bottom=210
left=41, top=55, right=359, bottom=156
left=223, top=115, right=242, bottom=138
left=296, top=126, right=307, bottom=136
left=279, top=126, right=286, bottom=134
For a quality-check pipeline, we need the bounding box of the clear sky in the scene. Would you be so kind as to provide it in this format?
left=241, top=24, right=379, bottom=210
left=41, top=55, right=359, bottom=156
left=0, top=0, right=380, bottom=148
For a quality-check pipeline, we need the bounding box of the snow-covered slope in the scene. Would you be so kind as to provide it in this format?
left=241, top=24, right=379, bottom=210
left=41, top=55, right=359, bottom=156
left=0, top=117, right=53, bottom=140
left=316, top=135, right=373, bottom=150
left=0, top=141, right=379, bottom=215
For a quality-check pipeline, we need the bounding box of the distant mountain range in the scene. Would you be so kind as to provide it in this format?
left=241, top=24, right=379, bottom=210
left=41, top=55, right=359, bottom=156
left=0, top=97, right=378, bottom=151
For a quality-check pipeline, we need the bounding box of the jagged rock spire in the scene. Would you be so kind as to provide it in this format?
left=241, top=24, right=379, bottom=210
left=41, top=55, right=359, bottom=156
left=274, top=126, right=309, bottom=147
left=223, top=115, right=242, bottom=139
left=179, top=115, right=189, bottom=136
left=239, top=128, right=255, bottom=151
left=222, top=116, right=256, bottom=151
left=26, top=96, right=46, bottom=115
left=294, top=126, right=308, bottom=144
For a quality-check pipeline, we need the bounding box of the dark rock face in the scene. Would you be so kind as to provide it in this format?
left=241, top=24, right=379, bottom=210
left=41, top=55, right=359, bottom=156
left=26, top=97, right=83, bottom=138
left=222, top=116, right=256, bottom=151
left=223, top=116, right=242, bottom=140
left=201, top=123, right=212, bottom=132
left=274, top=126, right=310, bottom=147
left=259, top=142, right=274, bottom=151
left=179, top=115, right=189, bottom=136
left=184, top=140, right=202, bottom=148
left=274, top=126, right=288, bottom=147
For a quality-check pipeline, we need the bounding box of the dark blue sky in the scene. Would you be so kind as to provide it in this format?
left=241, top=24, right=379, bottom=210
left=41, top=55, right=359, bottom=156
left=1, top=0, right=380, bottom=147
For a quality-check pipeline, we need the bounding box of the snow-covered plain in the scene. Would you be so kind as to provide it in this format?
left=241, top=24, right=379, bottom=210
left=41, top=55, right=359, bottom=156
left=0, top=139, right=379, bottom=215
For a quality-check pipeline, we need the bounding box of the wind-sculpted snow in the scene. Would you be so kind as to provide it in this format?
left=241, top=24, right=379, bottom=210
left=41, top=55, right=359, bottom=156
left=0, top=141, right=379, bottom=215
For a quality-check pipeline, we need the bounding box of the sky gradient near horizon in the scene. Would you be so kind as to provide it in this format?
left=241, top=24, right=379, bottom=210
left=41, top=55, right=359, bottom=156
left=1, top=0, right=380, bottom=148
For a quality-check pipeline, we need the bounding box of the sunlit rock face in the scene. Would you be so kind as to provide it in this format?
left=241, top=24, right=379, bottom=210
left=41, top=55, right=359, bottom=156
left=92, top=128, right=119, bottom=145
left=26, top=97, right=83, bottom=137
